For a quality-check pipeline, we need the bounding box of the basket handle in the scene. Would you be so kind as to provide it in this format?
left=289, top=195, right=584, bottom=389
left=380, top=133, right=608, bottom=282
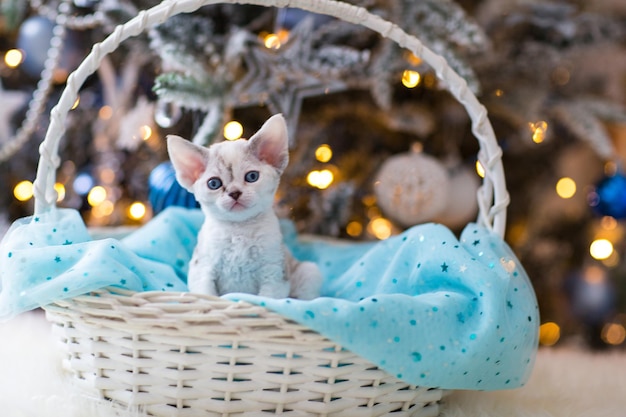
left=33, top=0, right=509, bottom=237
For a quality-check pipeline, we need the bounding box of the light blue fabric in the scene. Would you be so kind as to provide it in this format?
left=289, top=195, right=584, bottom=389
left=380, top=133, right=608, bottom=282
left=0, top=206, right=539, bottom=391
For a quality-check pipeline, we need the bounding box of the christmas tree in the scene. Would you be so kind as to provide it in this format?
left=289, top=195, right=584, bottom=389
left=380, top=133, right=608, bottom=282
left=1, top=0, right=625, bottom=349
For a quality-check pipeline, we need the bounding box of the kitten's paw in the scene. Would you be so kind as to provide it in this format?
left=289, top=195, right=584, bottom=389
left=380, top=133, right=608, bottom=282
left=289, top=261, right=323, bottom=300
left=187, top=276, right=219, bottom=297
left=258, top=279, right=290, bottom=299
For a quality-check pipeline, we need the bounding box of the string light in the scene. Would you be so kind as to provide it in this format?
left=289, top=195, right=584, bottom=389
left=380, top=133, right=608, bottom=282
left=128, top=202, right=147, bottom=220
left=346, top=221, right=363, bottom=237
left=224, top=121, right=244, bottom=141
left=307, top=169, right=334, bottom=189
left=87, top=186, right=107, bottom=207
left=262, top=30, right=289, bottom=49
left=315, top=144, right=333, bottom=163
left=529, top=121, right=548, bottom=144
left=601, top=322, right=626, bottom=345
left=13, top=180, right=34, bottom=202
left=368, top=217, right=393, bottom=240
left=140, top=125, right=152, bottom=141
left=539, top=322, right=560, bottom=346
left=91, top=200, right=114, bottom=218
left=555, top=177, right=576, bottom=199
left=4, top=49, right=23, bottom=68
left=71, top=96, right=80, bottom=110
left=401, top=70, right=421, bottom=88
left=54, top=183, right=65, bottom=202
left=590, top=239, right=614, bottom=260
left=475, top=160, right=485, bottom=178
left=405, top=52, right=422, bottom=66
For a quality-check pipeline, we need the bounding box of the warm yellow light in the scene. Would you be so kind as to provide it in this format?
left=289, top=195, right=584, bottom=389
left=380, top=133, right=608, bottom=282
left=128, top=202, right=147, bottom=220
left=98, top=105, right=113, bottom=120
left=539, top=322, right=561, bottom=346
left=494, top=89, right=504, bottom=97
left=71, top=96, right=80, bottom=110
left=223, top=121, right=244, bottom=141
left=369, top=217, right=393, bottom=240
left=402, top=70, right=421, bottom=88
left=602, top=323, right=626, bottom=346
left=307, top=169, right=334, bottom=190
left=54, top=183, right=66, bottom=202
left=91, top=200, right=115, bottom=218
left=475, top=160, right=485, bottom=178
left=529, top=121, right=548, bottom=144
left=346, top=221, right=363, bottom=237
left=315, top=144, right=333, bottom=163
left=590, top=239, right=614, bottom=260
left=4, top=49, right=23, bottom=68
left=264, top=33, right=282, bottom=49
left=87, top=186, right=107, bottom=207
left=13, top=180, right=33, bottom=202
left=556, top=177, right=576, bottom=199
left=140, top=125, right=152, bottom=141
left=405, top=52, right=422, bottom=66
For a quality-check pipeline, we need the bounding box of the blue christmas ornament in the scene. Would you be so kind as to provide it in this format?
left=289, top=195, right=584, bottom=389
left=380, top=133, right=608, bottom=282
left=588, top=171, right=626, bottom=219
left=16, top=16, right=55, bottom=77
left=17, top=16, right=88, bottom=78
left=148, top=162, right=199, bottom=215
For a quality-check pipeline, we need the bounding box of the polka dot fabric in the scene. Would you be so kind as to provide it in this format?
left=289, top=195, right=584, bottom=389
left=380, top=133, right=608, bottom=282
left=231, top=222, right=540, bottom=391
left=0, top=207, right=538, bottom=391
left=0, top=208, right=194, bottom=320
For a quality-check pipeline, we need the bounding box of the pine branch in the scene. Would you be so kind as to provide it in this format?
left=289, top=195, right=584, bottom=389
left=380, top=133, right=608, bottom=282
left=153, top=73, right=225, bottom=112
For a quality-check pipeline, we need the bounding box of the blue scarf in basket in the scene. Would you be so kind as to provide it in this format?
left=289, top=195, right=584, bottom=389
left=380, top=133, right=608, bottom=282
left=0, top=206, right=539, bottom=391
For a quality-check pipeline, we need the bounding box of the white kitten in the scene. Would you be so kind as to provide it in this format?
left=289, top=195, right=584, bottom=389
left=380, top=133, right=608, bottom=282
left=167, top=114, right=322, bottom=299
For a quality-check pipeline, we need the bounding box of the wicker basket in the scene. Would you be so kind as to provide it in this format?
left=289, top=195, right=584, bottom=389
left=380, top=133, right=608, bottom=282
left=36, top=0, right=511, bottom=416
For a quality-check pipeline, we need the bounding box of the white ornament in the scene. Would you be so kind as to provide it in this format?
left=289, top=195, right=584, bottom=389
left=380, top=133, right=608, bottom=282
left=433, top=165, right=480, bottom=229
left=374, top=146, right=450, bottom=227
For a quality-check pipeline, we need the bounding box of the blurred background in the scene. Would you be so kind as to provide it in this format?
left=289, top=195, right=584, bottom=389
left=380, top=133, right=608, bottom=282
left=0, top=0, right=625, bottom=349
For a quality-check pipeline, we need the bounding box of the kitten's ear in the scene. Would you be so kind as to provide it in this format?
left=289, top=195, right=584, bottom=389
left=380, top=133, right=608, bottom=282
left=248, top=114, right=289, bottom=172
left=167, top=135, right=208, bottom=190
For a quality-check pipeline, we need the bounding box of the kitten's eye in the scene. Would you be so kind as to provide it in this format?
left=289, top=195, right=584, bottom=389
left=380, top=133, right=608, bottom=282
left=244, top=171, right=260, bottom=183
left=207, top=177, right=222, bottom=190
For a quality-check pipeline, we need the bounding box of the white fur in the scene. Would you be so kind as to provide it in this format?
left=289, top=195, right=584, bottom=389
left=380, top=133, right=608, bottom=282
left=167, top=114, right=322, bottom=299
left=3, top=312, right=626, bottom=417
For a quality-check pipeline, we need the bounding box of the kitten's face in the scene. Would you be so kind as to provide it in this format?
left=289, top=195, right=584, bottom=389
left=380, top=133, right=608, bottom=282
left=192, top=140, right=280, bottom=221
left=167, top=114, right=289, bottom=222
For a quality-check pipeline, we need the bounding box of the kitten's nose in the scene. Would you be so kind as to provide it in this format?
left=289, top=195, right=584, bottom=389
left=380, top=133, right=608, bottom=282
left=229, top=190, right=242, bottom=201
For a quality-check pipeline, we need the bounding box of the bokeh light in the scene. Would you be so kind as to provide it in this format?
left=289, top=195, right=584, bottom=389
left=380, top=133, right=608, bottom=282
left=13, top=180, right=33, bottom=202
left=4, top=49, right=23, bottom=68
left=556, top=177, right=576, bottom=199
left=402, top=70, right=421, bottom=88
left=307, top=169, right=334, bottom=189
left=224, top=121, right=244, bottom=141
left=315, top=144, right=333, bottom=163
left=539, top=322, right=561, bottom=346
left=87, top=186, right=107, bottom=207
left=590, top=239, right=614, bottom=261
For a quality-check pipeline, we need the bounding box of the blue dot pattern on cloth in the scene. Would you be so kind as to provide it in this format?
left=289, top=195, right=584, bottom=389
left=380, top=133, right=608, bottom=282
left=228, top=220, right=540, bottom=391
left=0, top=207, right=197, bottom=319
left=0, top=207, right=539, bottom=391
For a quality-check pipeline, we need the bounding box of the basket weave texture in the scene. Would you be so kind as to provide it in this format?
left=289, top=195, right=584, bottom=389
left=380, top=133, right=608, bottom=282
left=33, top=0, right=513, bottom=415
left=46, top=289, right=444, bottom=416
